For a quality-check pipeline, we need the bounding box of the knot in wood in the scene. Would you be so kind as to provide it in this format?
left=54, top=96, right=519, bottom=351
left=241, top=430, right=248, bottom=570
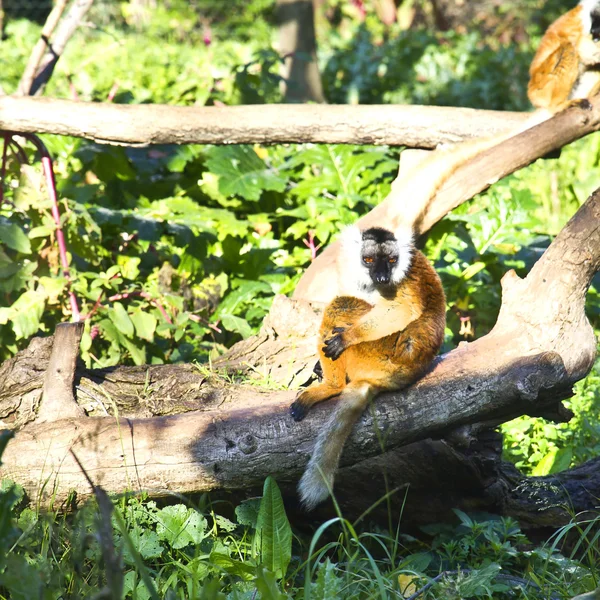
left=238, top=434, right=258, bottom=455
left=516, top=375, right=540, bottom=402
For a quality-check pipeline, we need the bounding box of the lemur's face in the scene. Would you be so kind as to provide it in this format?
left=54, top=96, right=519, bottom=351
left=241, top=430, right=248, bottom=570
left=360, top=228, right=401, bottom=287
left=339, top=224, right=414, bottom=300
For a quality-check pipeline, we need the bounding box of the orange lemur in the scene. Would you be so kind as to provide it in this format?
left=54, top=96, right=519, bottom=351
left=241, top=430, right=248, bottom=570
left=528, top=0, right=600, bottom=110
left=290, top=225, right=446, bottom=510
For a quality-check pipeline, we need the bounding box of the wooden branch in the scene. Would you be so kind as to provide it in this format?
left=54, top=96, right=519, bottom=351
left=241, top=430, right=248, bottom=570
left=294, top=96, right=600, bottom=304
left=37, top=322, right=85, bottom=423
left=0, top=189, right=598, bottom=511
left=17, top=0, right=69, bottom=96
left=0, top=96, right=530, bottom=148
left=18, top=0, right=95, bottom=97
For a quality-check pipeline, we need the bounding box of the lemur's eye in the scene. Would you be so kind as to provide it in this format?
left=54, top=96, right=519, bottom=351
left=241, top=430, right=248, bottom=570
left=389, top=258, right=397, bottom=264
left=363, top=257, right=374, bottom=264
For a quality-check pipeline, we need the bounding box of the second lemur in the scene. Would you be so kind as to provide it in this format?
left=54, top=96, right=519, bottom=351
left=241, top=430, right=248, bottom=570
left=528, top=0, right=600, bottom=110
left=291, top=225, right=445, bottom=510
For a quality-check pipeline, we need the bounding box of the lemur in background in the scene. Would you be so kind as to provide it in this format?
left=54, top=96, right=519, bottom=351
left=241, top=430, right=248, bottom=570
left=529, top=0, right=600, bottom=110
left=290, top=226, right=445, bottom=510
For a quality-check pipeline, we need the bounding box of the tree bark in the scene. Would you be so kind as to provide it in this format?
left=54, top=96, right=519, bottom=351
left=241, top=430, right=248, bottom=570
left=277, top=0, right=325, bottom=103
left=0, top=96, right=530, bottom=148
left=0, top=188, right=598, bottom=524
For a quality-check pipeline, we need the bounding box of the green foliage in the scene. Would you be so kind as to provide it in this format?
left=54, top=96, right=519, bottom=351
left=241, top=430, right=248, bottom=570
left=253, top=477, right=292, bottom=579
left=0, top=469, right=597, bottom=599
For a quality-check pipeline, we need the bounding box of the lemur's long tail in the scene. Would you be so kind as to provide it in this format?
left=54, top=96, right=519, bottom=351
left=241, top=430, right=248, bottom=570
left=298, top=381, right=374, bottom=510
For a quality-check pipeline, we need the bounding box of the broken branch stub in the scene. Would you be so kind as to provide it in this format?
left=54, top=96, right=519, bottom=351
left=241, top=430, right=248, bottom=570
left=36, top=322, right=86, bottom=423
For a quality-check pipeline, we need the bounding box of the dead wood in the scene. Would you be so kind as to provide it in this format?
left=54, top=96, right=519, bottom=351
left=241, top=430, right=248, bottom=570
left=0, top=96, right=529, bottom=148
left=37, top=322, right=85, bottom=423
left=294, top=96, right=600, bottom=304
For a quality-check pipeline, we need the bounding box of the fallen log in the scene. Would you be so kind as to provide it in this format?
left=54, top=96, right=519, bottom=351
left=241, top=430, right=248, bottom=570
left=0, top=96, right=529, bottom=148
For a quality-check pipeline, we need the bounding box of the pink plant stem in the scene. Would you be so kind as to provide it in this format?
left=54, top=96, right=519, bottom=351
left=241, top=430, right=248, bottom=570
left=106, top=82, right=119, bottom=102
left=0, top=134, right=8, bottom=207
left=24, top=133, right=80, bottom=321
left=303, top=230, right=322, bottom=261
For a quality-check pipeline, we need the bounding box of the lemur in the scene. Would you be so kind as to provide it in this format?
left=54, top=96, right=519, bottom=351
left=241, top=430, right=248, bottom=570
left=528, top=0, right=600, bottom=110
left=290, top=226, right=446, bottom=510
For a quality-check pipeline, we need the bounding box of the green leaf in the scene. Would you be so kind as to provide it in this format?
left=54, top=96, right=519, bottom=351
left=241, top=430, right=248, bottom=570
left=127, top=529, right=164, bottom=561
left=109, top=302, right=135, bottom=337
left=155, top=504, right=208, bottom=549
left=117, top=256, right=141, bottom=280
left=255, top=565, right=287, bottom=600
left=121, top=336, right=147, bottom=366
left=253, top=477, right=292, bottom=579
left=457, top=563, right=501, bottom=597
left=9, top=290, right=45, bottom=339
left=205, top=146, right=286, bottom=201
left=313, top=559, right=343, bottom=600
left=0, top=222, right=31, bottom=254
left=235, top=498, right=261, bottom=528
left=220, top=314, right=253, bottom=339
left=131, top=311, right=157, bottom=342
left=532, top=447, right=572, bottom=476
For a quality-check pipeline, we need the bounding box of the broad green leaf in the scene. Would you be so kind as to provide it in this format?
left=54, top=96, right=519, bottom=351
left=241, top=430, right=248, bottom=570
left=235, top=497, right=261, bottom=528
left=255, top=565, right=287, bottom=600
left=532, top=447, right=572, bottom=476
left=532, top=448, right=558, bottom=476
left=155, top=504, right=208, bottom=549
left=9, top=290, right=45, bottom=339
left=253, top=476, right=292, bottom=579
left=0, top=222, right=31, bottom=254
left=121, top=336, right=147, bottom=366
left=117, top=256, right=141, bottom=280
left=109, top=302, right=135, bottom=337
left=220, top=314, right=253, bottom=339
left=131, top=311, right=157, bottom=342
left=314, top=559, right=343, bottom=600
left=205, top=146, right=286, bottom=201
left=28, top=225, right=55, bottom=239
left=126, top=529, right=164, bottom=561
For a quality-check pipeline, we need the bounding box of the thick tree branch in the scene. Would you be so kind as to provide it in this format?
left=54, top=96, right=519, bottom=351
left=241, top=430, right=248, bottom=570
left=294, top=96, right=600, bottom=303
left=0, top=96, right=529, bottom=148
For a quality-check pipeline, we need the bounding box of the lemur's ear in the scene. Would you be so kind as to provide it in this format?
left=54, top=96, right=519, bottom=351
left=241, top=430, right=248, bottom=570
left=391, top=224, right=415, bottom=286
left=339, top=225, right=362, bottom=251
left=393, top=224, right=414, bottom=249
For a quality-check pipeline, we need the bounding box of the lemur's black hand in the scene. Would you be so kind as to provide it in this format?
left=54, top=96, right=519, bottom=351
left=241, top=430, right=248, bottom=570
left=323, top=327, right=347, bottom=360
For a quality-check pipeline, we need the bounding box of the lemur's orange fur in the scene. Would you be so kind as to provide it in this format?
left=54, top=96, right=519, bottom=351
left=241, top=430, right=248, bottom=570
left=528, top=1, right=600, bottom=110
